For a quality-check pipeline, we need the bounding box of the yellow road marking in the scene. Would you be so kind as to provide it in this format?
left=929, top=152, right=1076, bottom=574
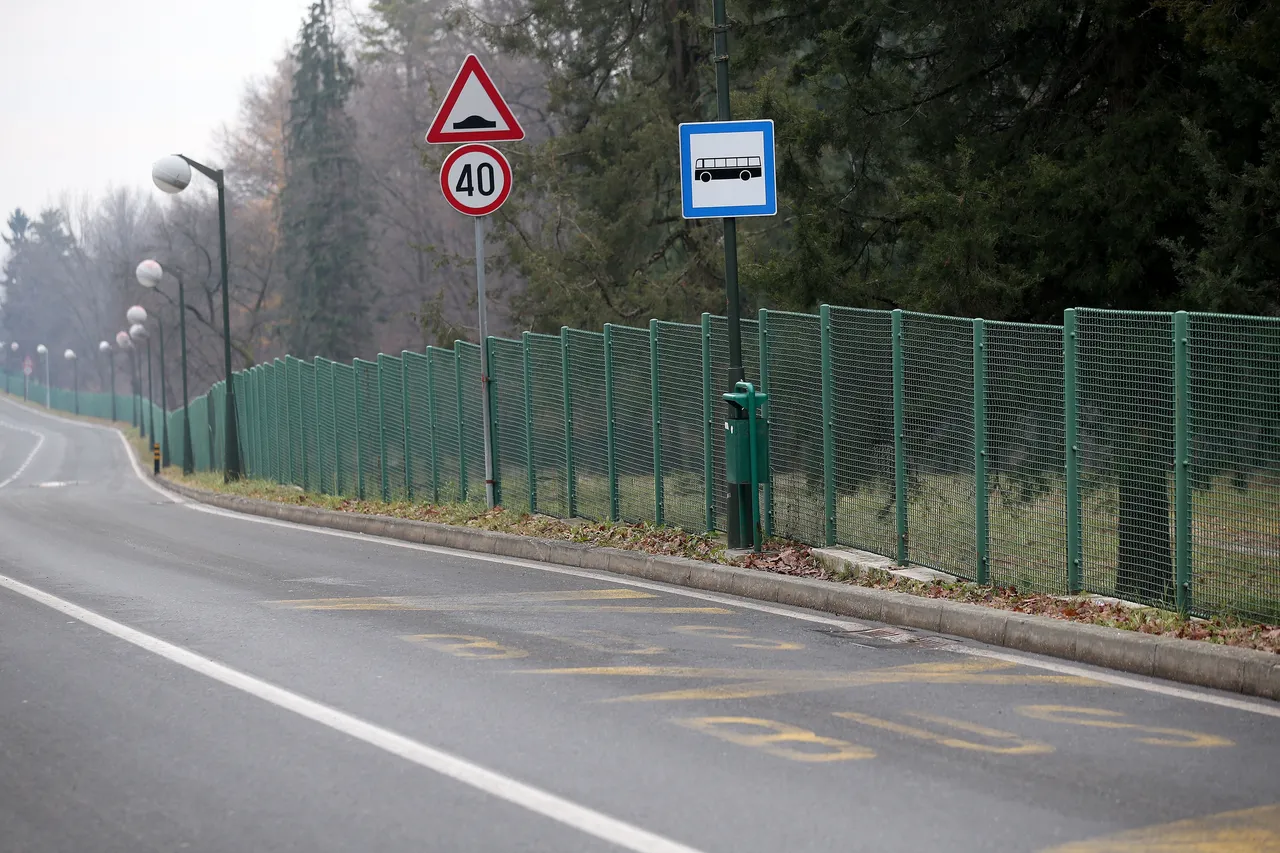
left=402, top=634, right=529, bottom=659
left=1017, top=705, right=1233, bottom=748
left=672, top=625, right=803, bottom=650
left=675, top=716, right=874, bottom=762
left=268, top=591, right=727, bottom=615
left=1040, top=803, right=1280, bottom=852
left=526, top=659, right=1099, bottom=703
left=834, top=710, right=1053, bottom=755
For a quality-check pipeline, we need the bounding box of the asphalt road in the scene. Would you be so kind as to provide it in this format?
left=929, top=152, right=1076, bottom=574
left=1, top=395, right=1278, bottom=853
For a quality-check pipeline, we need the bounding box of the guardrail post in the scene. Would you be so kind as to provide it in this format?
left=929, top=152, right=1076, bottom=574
left=973, top=318, right=989, bottom=585
left=1174, top=310, right=1192, bottom=615
left=820, top=305, right=836, bottom=546
left=603, top=323, right=619, bottom=522
left=701, top=313, right=714, bottom=532
left=892, top=309, right=908, bottom=565
left=1064, top=309, right=1083, bottom=594
left=523, top=332, right=537, bottom=514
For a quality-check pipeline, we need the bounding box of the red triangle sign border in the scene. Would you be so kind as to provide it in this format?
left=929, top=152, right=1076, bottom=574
left=425, top=54, right=525, bottom=144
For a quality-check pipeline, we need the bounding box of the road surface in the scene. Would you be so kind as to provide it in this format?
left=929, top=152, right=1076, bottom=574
left=1, top=396, right=1277, bottom=853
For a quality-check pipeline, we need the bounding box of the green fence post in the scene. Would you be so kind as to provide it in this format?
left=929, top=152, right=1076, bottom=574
left=455, top=343, right=467, bottom=503
left=1064, top=309, right=1083, bottom=594
left=522, top=331, right=537, bottom=514
left=891, top=309, right=908, bottom=565
left=603, top=323, right=619, bottom=522
left=376, top=360, right=389, bottom=502
left=1173, top=310, right=1192, bottom=615
left=485, top=337, right=501, bottom=507
left=973, top=318, right=989, bottom=585
left=561, top=327, right=577, bottom=518
left=650, top=319, right=664, bottom=526
left=328, top=364, right=341, bottom=495
left=401, top=353, right=414, bottom=503
left=287, top=360, right=297, bottom=486
left=426, top=349, right=441, bottom=504
left=701, top=313, right=714, bottom=532
left=311, top=363, right=323, bottom=493
left=819, top=305, right=836, bottom=546
left=758, top=308, right=772, bottom=539
left=353, top=364, right=366, bottom=500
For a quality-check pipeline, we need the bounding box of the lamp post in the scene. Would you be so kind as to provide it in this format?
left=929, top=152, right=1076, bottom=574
left=152, top=154, right=241, bottom=482
left=138, top=260, right=185, bottom=471
left=64, top=350, right=78, bottom=414
left=129, top=313, right=153, bottom=445
left=36, top=344, right=49, bottom=407
left=99, top=341, right=115, bottom=421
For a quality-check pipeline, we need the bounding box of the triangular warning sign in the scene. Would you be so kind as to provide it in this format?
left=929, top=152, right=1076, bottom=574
left=425, top=55, right=524, bottom=144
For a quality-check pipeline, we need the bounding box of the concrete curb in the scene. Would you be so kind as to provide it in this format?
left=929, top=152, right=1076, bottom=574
left=157, top=477, right=1280, bottom=702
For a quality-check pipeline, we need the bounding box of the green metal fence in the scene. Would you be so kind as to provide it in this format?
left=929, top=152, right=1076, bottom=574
left=6, top=305, right=1278, bottom=623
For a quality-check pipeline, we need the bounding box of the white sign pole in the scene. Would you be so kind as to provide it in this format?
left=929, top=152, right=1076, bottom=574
left=475, top=214, right=495, bottom=509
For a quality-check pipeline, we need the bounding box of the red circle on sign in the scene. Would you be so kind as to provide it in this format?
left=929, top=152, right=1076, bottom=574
left=440, top=143, right=512, bottom=216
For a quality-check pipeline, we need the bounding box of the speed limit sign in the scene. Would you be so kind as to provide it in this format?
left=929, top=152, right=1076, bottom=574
left=440, top=143, right=512, bottom=216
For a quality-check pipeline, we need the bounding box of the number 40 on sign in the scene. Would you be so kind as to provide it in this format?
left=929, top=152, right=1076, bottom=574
left=440, top=143, right=512, bottom=217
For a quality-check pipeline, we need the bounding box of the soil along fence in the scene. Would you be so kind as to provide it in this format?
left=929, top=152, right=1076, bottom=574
left=8, top=306, right=1278, bottom=623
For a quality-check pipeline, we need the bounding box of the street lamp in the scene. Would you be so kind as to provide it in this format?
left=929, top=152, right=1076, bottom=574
left=138, top=259, right=185, bottom=471
left=99, top=341, right=115, bottom=421
left=152, top=154, right=242, bottom=482
left=35, top=344, right=49, bottom=407
left=129, top=314, right=153, bottom=445
left=64, top=349, right=78, bottom=415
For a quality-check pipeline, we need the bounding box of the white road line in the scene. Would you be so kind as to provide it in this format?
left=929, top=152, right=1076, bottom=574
left=0, top=420, right=46, bottom=490
left=4, top=394, right=1278, bottom=718
left=0, top=571, right=709, bottom=853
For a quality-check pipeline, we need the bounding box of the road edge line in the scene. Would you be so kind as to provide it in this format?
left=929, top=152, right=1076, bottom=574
left=153, top=476, right=1280, bottom=704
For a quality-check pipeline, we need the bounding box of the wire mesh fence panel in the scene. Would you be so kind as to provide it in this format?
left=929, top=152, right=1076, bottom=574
left=191, top=395, right=211, bottom=472
left=709, top=315, right=760, bottom=532
left=526, top=333, right=567, bottom=518
left=378, top=354, right=408, bottom=501
left=1076, top=309, right=1176, bottom=607
left=212, top=383, right=227, bottom=473
left=764, top=311, right=825, bottom=545
left=314, top=360, right=336, bottom=494
left=354, top=359, right=383, bottom=500
left=609, top=325, right=656, bottom=523
left=170, top=408, right=187, bottom=472
left=403, top=351, right=434, bottom=503
left=566, top=329, right=608, bottom=521
left=488, top=338, right=529, bottom=513
left=829, top=307, right=897, bottom=557
left=655, top=321, right=706, bottom=532
left=428, top=347, right=461, bottom=503
left=332, top=362, right=358, bottom=497
left=1188, top=313, right=1280, bottom=622
left=986, top=321, right=1067, bottom=593
left=901, top=312, right=976, bottom=578
left=457, top=343, right=487, bottom=504
left=298, top=360, right=319, bottom=493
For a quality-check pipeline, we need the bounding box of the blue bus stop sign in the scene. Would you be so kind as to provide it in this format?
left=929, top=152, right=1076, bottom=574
left=679, top=119, right=777, bottom=219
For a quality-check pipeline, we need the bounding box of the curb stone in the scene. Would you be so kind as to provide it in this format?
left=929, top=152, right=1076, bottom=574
left=157, top=477, right=1280, bottom=702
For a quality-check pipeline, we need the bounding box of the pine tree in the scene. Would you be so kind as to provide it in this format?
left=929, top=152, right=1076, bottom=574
left=280, top=0, right=374, bottom=360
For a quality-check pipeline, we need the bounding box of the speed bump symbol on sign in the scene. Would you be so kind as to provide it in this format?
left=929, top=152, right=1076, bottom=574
left=440, top=143, right=513, bottom=217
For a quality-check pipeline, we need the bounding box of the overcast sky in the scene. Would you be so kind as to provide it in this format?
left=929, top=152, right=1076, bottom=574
left=0, top=0, right=363, bottom=245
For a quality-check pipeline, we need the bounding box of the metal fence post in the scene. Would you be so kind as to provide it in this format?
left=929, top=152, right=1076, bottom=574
left=973, top=318, right=990, bottom=585
left=328, top=363, right=341, bottom=495
left=485, top=337, right=502, bottom=507
left=376, top=360, right=389, bottom=502
left=1064, top=309, right=1083, bottom=594
left=650, top=319, right=664, bottom=526
left=523, top=332, right=537, bottom=514
left=603, top=323, right=619, bottom=522
left=561, top=328, right=577, bottom=518
left=287, top=359, right=297, bottom=485
left=757, top=308, right=772, bottom=538
left=426, top=349, right=441, bottom=503
left=819, top=305, right=836, bottom=546
left=353, top=364, right=366, bottom=500
left=401, top=353, right=414, bottom=503
left=455, top=343, right=467, bottom=503
left=701, top=313, right=714, bottom=532
left=891, top=309, right=908, bottom=565
left=1173, top=310, right=1192, bottom=615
